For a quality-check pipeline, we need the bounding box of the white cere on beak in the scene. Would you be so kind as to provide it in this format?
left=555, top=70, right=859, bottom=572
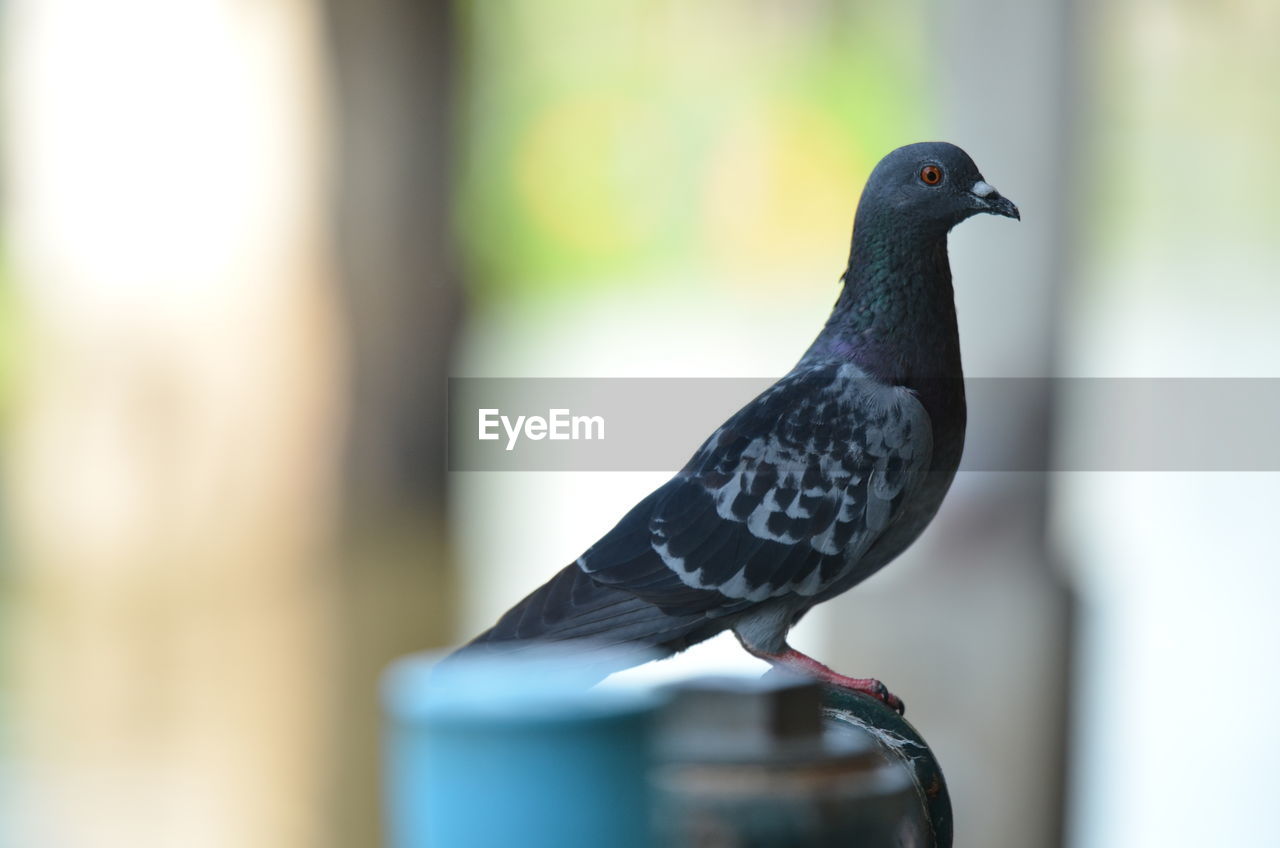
left=971, top=180, right=996, bottom=198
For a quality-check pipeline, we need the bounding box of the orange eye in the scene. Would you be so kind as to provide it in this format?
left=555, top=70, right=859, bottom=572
left=920, top=165, right=943, bottom=186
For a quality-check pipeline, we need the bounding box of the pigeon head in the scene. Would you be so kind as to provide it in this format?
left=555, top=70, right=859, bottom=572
left=856, top=141, right=1019, bottom=236
left=820, top=141, right=1020, bottom=381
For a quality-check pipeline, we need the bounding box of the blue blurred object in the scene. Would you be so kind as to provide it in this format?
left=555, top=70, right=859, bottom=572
left=382, top=648, right=662, bottom=848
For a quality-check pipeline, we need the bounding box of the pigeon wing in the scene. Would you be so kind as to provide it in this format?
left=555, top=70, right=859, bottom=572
left=577, top=363, right=934, bottom=615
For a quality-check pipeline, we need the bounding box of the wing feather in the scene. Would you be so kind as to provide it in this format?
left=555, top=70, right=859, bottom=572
left=577, top=363, right=933, bottom=613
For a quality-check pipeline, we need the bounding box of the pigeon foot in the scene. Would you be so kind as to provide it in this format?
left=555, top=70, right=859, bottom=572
left=751, top=646, right=905, bottom=714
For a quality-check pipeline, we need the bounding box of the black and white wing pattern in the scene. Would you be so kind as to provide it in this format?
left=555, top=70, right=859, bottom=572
left=577, top=362, right=934, bottom=617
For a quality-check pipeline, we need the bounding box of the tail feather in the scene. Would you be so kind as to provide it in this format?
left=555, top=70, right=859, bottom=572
left=461, top=564, right=718, bottom=659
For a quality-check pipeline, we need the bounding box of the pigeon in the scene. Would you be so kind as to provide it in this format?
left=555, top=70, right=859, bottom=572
left=457, top=142, right=1018, bottom=713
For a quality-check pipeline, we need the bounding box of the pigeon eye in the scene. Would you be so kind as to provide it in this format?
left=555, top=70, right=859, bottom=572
left=920, top=165, right=943, bottom=186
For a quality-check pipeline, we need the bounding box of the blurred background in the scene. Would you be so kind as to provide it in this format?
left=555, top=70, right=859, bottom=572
left=0, top=1, right=1277, bottom=846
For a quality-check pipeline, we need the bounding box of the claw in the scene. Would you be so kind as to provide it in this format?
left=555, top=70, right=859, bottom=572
left=867, top=680, right=905, bottom=714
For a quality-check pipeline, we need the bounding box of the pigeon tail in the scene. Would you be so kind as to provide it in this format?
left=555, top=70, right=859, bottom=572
left=453, top=563, right=719, bottom=677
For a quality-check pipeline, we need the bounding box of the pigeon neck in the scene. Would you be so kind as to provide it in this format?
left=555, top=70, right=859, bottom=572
left=805, top=226, right=962, bottom=386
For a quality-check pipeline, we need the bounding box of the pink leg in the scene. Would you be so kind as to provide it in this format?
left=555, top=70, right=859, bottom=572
left=748, top=645, right=904, bottom=714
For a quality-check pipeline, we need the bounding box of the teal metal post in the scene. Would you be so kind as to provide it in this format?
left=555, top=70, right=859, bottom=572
left=382, top=651, right=660, bottom=848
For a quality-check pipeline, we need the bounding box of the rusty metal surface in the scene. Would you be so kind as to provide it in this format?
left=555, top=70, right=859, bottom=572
left=654, top=677, right=951, bottom=846
left=822, top=686, right=953, bottom=847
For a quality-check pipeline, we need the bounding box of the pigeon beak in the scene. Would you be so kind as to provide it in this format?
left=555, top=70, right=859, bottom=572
left=970, top=180, right=1020, bottom=220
